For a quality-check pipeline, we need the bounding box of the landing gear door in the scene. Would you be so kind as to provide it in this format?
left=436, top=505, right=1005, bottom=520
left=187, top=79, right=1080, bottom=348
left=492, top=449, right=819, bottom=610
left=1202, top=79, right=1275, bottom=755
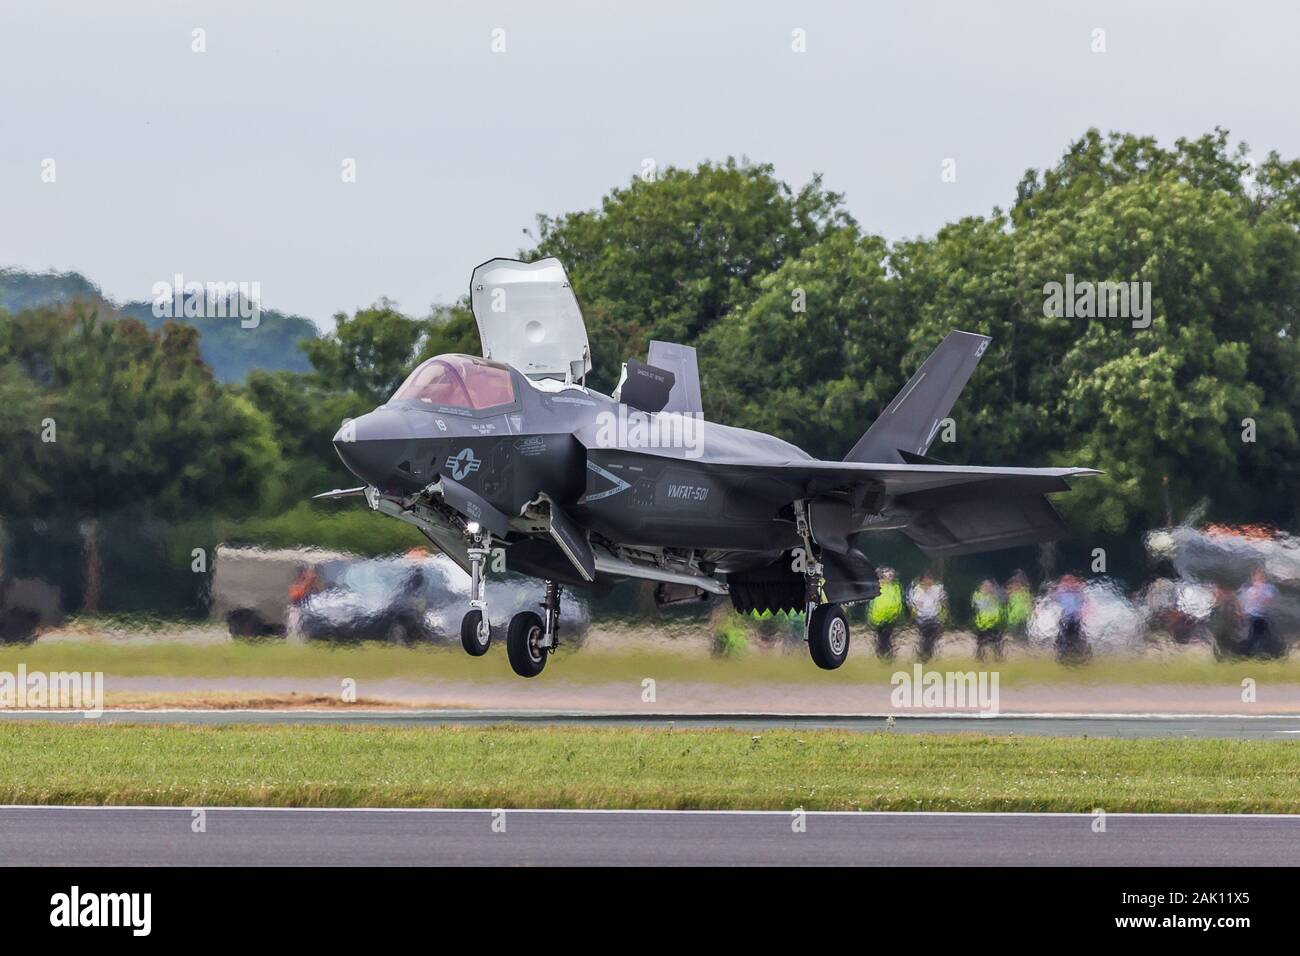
left=546, top=503, right=595, bottom=583
left=470, top=257, right=592, bottom=381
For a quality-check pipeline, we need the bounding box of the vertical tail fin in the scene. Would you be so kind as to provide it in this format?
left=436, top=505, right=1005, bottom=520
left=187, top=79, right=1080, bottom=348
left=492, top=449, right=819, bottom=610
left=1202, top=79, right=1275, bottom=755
left=647, top=341, right=703, bottom=415
left=844, top=330, right=990, bottom=464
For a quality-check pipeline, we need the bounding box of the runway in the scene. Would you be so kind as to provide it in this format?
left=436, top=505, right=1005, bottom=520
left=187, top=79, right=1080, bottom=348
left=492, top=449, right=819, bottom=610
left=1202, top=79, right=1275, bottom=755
left=1, top=806, right=1296, bottom=865
left=3, top=708, right=1300, bottom=738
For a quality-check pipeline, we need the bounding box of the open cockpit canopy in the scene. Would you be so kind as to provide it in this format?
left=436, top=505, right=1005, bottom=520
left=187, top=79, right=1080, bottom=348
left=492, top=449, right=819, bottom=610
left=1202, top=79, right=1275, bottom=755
left=470, top=257, right=591, bottom=381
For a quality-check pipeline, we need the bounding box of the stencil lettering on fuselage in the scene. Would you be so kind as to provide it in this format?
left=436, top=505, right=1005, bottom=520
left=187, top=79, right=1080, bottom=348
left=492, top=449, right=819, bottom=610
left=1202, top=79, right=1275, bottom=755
left=582, top=460, right=631, bottom=502
left=655, top=470, right=718, bottom=513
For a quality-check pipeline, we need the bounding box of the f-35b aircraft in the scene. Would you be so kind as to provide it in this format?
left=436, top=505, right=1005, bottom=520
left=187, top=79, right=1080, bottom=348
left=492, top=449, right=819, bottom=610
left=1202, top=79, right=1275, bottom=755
left=322, top=258, right=1096, bottom=677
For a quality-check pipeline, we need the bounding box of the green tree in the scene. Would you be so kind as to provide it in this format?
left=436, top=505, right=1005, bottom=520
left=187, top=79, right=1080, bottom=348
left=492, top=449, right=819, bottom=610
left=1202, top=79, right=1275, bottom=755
left=301, top=300, right=425, bottom=404
left=530, top=157, right=855, bottom=390
left=415, top=303, right=481, bottom=363
left=241, top=369, right=372, bottom=506
left=895, top=129, right=1300, bottom=534
left=697, top=229, right=899, bottom=458
left=0, top=306, right=285, bottom=607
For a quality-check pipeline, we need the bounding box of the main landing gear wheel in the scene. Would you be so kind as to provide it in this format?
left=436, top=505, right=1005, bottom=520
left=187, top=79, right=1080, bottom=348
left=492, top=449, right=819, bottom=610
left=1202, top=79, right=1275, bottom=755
left=808, top=603, right=849, bottom=670
left=460, top=609, right=491, bottom=656
left=507, top=610, right=548, bottom=678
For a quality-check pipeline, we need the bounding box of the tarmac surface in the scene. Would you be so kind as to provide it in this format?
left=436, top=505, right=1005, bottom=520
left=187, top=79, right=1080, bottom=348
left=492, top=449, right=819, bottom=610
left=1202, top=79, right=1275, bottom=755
left=1, top=806, right=1296, bottom=865
left=3, top=708, right=1300, bottom=738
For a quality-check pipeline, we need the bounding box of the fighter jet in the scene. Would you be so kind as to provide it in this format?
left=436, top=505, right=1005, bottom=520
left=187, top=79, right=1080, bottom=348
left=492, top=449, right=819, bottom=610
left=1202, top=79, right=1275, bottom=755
left=321, top=257, right=1097, bottom=677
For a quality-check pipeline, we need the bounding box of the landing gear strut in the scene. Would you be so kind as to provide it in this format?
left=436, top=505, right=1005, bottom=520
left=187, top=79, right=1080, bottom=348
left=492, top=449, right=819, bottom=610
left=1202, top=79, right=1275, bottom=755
left=794, top=500, right=850, bottom=670
left=460, top=531, right=492, bottom=656
left=507, top=581, right=561, bottom=678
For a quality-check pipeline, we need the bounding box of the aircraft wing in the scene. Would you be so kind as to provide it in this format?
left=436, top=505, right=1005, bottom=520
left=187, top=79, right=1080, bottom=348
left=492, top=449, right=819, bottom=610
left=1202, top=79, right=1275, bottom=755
left=753, top=459, right=1097, bottom=557
left=732, top=458, right=1099, bottom=497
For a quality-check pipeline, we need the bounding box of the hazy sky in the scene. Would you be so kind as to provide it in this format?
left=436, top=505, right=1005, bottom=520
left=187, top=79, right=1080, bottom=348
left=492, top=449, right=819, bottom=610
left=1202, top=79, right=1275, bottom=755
left=2, top=0, right=1297, bottom=328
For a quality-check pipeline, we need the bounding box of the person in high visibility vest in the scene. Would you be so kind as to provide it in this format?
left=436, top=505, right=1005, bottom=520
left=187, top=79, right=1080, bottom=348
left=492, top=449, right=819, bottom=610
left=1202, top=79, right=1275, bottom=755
left=867, top=567, right=904, bottom=659
left=970, top=578, right=1006, bottom=661
left=1004, top=570, right=1032, bottom=642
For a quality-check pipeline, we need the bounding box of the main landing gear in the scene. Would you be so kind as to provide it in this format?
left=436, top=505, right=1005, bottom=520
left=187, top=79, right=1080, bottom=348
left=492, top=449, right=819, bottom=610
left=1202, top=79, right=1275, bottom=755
left=506, top=581, right=562, bottom=678
left=458, top=527, right=560, bottom=678
left=807, top=603, right=850, bottom=670
left=795, top=500, right=850, bottom=671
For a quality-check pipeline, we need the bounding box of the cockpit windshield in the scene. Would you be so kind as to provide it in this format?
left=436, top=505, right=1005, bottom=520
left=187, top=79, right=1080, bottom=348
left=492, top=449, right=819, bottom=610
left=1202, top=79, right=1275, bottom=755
left=390, top=355, right=516, bottom=409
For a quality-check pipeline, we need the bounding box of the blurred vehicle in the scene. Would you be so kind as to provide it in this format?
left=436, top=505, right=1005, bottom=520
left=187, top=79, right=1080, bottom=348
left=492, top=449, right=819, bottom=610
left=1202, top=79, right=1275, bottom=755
left=0, top=577, right=63, bottom=644
left=294, top=556, right=440, bottom=644
left=212, top=545, right=353, bottom=637
left=1146, top=525, right=1299, bottom=657
left=1140, top=575, right=1216, bottom=645
left=293, top=552, right=591, bottom=646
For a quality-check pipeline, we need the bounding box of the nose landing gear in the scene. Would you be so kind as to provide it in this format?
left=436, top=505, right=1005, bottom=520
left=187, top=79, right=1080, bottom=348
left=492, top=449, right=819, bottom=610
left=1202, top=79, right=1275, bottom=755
left=460, top=532, right=492, bottom=656
left=506, top=581, right=561, bottom=678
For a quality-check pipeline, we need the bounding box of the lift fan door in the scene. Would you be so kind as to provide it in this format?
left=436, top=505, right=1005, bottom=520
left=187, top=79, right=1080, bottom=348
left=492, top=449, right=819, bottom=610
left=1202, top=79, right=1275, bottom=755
left=470, top=257, right=592, bottom=380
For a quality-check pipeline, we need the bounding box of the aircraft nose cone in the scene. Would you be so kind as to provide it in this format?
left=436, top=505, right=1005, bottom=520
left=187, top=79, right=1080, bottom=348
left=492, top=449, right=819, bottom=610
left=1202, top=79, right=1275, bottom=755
left=332, top=409, right=413, bottom=487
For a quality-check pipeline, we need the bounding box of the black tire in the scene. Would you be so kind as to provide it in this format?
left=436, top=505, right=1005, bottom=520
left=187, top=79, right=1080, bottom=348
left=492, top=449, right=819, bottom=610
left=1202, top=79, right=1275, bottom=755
left=0, top=608, right=39, bottom=645
left=227, top=608, right=263, bottom=639
left=808, top=604, right=849, bottom=670
left=384, top=616, right=426, bottom=647
left=506, top=611, right=547, bottom=678
left=461, top=609, right=491, bottom=656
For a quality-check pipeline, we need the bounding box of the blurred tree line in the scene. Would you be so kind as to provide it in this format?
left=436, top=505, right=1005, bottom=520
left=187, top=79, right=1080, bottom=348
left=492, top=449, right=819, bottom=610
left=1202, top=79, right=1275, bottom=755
left=1, top=128, right=1297, bottom=613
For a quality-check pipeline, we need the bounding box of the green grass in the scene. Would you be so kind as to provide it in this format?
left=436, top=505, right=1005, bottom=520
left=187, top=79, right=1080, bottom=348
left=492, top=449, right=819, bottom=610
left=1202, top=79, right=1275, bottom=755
left=0, top=723, right=1296, bottom=812
left=5, top=639, right=1300, bottom=687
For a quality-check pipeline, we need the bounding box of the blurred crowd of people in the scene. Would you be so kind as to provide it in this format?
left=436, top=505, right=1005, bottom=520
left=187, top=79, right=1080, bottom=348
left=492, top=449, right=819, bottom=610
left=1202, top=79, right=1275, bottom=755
left=863, top=565, right=1287, bottom=663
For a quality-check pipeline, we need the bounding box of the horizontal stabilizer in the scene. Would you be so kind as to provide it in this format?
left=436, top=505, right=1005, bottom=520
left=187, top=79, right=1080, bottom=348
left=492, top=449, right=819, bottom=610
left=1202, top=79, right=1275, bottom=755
left=903, top=494, right=1067, bottom=558
left=846, top=330, right=989, bottom=464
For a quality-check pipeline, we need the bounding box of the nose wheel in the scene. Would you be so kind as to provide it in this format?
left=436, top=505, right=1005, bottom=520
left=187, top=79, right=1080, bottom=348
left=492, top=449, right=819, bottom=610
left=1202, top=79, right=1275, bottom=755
left=461, top=531, right=493, bottom=656
left=460, top=609, right=491, bottom=656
